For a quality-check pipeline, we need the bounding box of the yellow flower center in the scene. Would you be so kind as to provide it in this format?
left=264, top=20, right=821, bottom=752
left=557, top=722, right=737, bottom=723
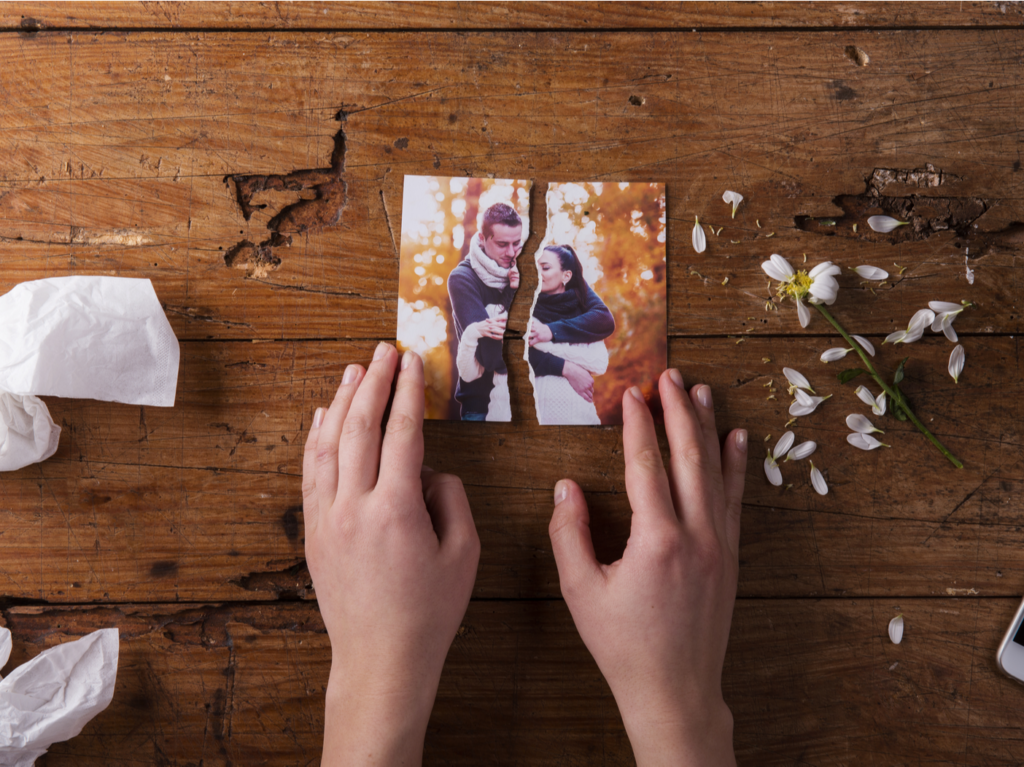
left=778, top=271, right=813, bottom=301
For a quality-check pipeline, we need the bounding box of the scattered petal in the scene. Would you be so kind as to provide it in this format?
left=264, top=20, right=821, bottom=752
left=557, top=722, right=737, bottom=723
left=796, top=297, right=811, bottom=327
left=846, top=413, right=883, bottom=434
left=886, top=308, right=935, bottom=345
left=888, top=614, right=904, bottom=645
left=847, top=432, right=887, bottom=450
left=928, top=301, right=961, bottom=315
left=786, top=441, right=817, bottom=461
left=764, top=456, right=783, bottom=486
left=867, top=215, right=908, bottom=233
left=874, top=391, right=887, bottom=416
left=929, top=301, right=965, bottom=343
left=789, top=388, right=831, bottom=416
left=853, top=265, right=890, bottom=280
left=820, top=347, right=852, bottom=363
left=810, top=461, right=828, bottom=496
left=773, top=431, right=796, bottom=459
left=855, top=385, right=877, bottom=410
left=949, top=344, right=965, bottom=383
left=783, top=367, right=814, bottom=393
left=693, top=216, right=706, bottom=254
left=965, top=257, right=975, bottom=285
left=723, top=190, right=743, bottom=218
left=851, top=335, right=876, bottom=356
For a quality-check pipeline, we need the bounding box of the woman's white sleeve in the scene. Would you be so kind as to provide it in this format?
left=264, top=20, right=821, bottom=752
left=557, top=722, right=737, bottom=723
left=532, top=341, right=609, bottom=375
left=456, top=323, right=486, bottom=382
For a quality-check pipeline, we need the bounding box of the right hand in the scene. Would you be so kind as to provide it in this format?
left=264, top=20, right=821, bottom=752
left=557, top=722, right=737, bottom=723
left=562, top=360, right=594, bottom=403
left=548, top=370, right=747, bottom=767
left=473, top=317, right=507, bottom=341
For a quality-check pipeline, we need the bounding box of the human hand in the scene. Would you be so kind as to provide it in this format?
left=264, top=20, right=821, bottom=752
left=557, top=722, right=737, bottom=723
left=302, top=343, right=481, bottom=766
left=561, top=359, right=594, bottom=403
left=548, top=370, right=747, bottom=767
left=474, top=317, right=507, bottom=341
left=509, top=266, right=520, bottom=290
left=528, top=320, right=554, bottom=346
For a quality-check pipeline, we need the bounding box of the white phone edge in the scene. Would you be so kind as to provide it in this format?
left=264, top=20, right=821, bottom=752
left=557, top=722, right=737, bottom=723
left=996, top=595, right=1024, bottom=683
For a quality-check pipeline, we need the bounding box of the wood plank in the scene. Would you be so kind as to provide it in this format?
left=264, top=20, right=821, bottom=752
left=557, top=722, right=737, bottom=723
left=4, top=598, right=1023, bottom=766
left=1, top=31, right=1020, bottom=339
left=2, top=336, right=1019, bottom=602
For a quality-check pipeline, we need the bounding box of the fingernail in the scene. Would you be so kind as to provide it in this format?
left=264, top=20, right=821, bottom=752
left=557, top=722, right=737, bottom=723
left=698, top=385, right=713, bottom=409
left=312, top=407, right=324, bottom=428
left=373, top=342, right=390, bottom=362
left=342, top=365, right=359, bottom=385
left=554, top=480, right=568, bottom=505
left=422, top=464, right=434, bottom=473
left=628, top=386, right=645, bottom=403
left=735, top=429, right=748, bottom=451
left=668, top=368, right=683, bottom=388
left=401, top=349, right=417, bottom=371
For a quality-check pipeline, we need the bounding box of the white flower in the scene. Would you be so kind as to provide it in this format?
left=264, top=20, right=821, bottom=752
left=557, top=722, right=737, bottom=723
left=855, top=385, right=887, bottom=416
left=783, top=367, right=815, bottom=394
left=853, top=265, right=889, bottom=280
left=820, top=347, right=852, bottom=363
left=789, top=388, right=831, bottom=417
left=867, top=215, right=908, bottom=233
left=884, top=308, right=936, bottom=345
left=846, top=413, right=883, bottom=434
left=949, top=344, right=965, bottom=383
left=722, top=190, right=743, bottom=218
left=929, top=301, right=966, bottom=342
left=888, top=614, right=904, bottom=644
left=810, top=461, right=828, bottom=495
left=852, top=335, right=876, bottom=357
left=761, top=255, right=841, bottom=328
left=693, top=216, right=706, bottom=253
left=785, top=440, right=817, bottom=461
left=965, top=257, right=975, bottom=285
left=847, top=433, right=889, bottom=450
left=763, top=431, right=795, bottom=486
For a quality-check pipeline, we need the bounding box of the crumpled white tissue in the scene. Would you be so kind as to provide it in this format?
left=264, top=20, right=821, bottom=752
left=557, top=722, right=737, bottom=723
left=0, top=627, right=119, bottom=766
left=0, top=276, right=180, bottom=471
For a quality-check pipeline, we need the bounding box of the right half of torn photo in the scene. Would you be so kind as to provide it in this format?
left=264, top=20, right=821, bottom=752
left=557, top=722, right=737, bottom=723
left=525, top=182, right=667, bottom=426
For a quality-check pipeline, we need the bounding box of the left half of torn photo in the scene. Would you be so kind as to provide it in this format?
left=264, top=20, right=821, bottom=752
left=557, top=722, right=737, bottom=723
left=397, top=175, right=531, bottom=421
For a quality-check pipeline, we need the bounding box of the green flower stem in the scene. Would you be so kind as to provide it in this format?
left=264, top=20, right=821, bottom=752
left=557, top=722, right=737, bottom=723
left=813, top=304, right=963, bottom=469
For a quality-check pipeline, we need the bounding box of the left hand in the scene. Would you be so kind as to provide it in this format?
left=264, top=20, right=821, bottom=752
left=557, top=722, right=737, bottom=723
left=302, top=343, right=481, bottom=766
left=509, top=266, right=520, bottom=290
left=528, top=320, right=554, bottom=346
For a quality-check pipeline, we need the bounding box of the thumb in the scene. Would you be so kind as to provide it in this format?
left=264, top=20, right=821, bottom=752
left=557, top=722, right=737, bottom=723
left=548, top=479, right=602, bottom=599
left=421, top=468, right=480, bottom=557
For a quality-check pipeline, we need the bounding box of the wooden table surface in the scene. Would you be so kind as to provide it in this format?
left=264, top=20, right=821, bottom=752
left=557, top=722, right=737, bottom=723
left=2, top=2, right=1023, bottom=764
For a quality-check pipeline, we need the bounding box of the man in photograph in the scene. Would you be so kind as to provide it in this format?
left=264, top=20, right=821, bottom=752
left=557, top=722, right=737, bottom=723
left=447, top=203, right=523, bottom=421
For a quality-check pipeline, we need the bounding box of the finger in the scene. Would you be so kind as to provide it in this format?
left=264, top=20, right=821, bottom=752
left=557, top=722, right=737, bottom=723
left=548, top=479, right=603, bottom=601
left=338, top=342, right=399, bottom=495
left=421, top=469, right=480, bottom=559
left=301, top=406, right=325, bottom=536
left=314, top=363, right=366, bottom=517
left=380, top=350, right=425, bottom=496
left=688, top=382, right=723, bottom=478
left=622, top=386, right=677, bottom=527
left=720, top=429, right=748, bottom=551
left=660, top=369, right=723, bottom=533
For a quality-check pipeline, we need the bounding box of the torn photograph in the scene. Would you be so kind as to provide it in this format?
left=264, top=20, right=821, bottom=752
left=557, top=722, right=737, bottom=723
left=525, top=182, right=666, bottom=425
left=397, top=175, right=531, bottom=421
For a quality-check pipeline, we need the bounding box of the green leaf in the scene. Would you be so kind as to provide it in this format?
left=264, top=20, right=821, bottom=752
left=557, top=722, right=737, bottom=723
left=837, top=368, right=865, bottom=384
left=894, top=406, right=908, bottom=421
left=893, top=356, right=909, bottom=386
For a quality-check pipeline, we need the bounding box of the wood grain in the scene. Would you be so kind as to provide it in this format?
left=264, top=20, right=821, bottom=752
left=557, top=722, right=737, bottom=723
left=4, top=598, right=1023, bottom=766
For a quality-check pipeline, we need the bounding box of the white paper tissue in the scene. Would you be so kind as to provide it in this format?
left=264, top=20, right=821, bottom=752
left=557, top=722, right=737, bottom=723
left=0, top=627, right=119, bottom=766
left=0, top=276, right=180, bottom=471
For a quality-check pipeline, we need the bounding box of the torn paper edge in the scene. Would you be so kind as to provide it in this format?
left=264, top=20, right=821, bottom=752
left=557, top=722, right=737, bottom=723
left=523, top=185, right=555, bottom=425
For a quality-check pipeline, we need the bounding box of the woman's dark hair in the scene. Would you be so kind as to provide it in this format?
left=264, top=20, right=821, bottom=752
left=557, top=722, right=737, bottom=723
left=544, top=244, right=588, bottom=309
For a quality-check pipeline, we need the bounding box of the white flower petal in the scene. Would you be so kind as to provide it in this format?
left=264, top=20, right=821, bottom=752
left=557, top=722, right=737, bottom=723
left=692, top=217, right=707, bottom=254
left=888, top=614, right=904, bottom=645
left=949, top=344, right=965, bottom=383
left=774, top=430, right=796, bottom=459
left=884, top=329, right=907, bottom=344
left=965, top=259, right=975, bottom=285
left=929, top=301, right=961, bottom=314
left=783, top=368, right=813, bottom=393
left=846, top=413, right=882, bottom=434
left=723, top=190, right=743, bottom=218
left=942, top=321, right=958, bottom=343
left=793, top=388, right=814, bottom=406
left=853, top=265, right=889, bottom=280
left=770, top=253, right=794, bottom=280
left=820, top=347, right=851, bottom=363
left=908, top=308, right=937, bottom=333
left=789, top=402, right=818, bottom=417
left=796, top=297, right=811, bottom=327
left=855, top=385, right=877, bottom=409
left=808, top=277, right=839, bottom=305
left=786, top=441, right=817, bottom=461
left=809, top=261, right=841, bottom=279
left=764, top=456, right=783, bottom=486
left=810, top=462, right=828, bottom=496
left=867, top=215, right=907, bottom=233
left=874, top=391, right=887, bottom=416
left=847, top=432, right=885, bottom=450
left=851, top=335, right=876, bottom=356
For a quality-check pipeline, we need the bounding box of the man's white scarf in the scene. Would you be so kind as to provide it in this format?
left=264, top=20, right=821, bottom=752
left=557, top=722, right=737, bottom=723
left=468, top=232, right=511, bottom=289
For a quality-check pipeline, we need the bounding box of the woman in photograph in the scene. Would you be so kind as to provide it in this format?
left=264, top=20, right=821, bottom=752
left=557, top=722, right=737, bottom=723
left=527, top=244, right=615, bottom=425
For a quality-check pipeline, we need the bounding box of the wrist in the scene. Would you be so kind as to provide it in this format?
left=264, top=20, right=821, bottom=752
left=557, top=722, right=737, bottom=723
left=620, top=698, right=736, bottom=767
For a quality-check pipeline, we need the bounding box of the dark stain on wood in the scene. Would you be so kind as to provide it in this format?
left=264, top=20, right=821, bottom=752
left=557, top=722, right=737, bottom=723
left=150, top=561, right=179, bottom=578
left=281, top=505, right=301, bottom=543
